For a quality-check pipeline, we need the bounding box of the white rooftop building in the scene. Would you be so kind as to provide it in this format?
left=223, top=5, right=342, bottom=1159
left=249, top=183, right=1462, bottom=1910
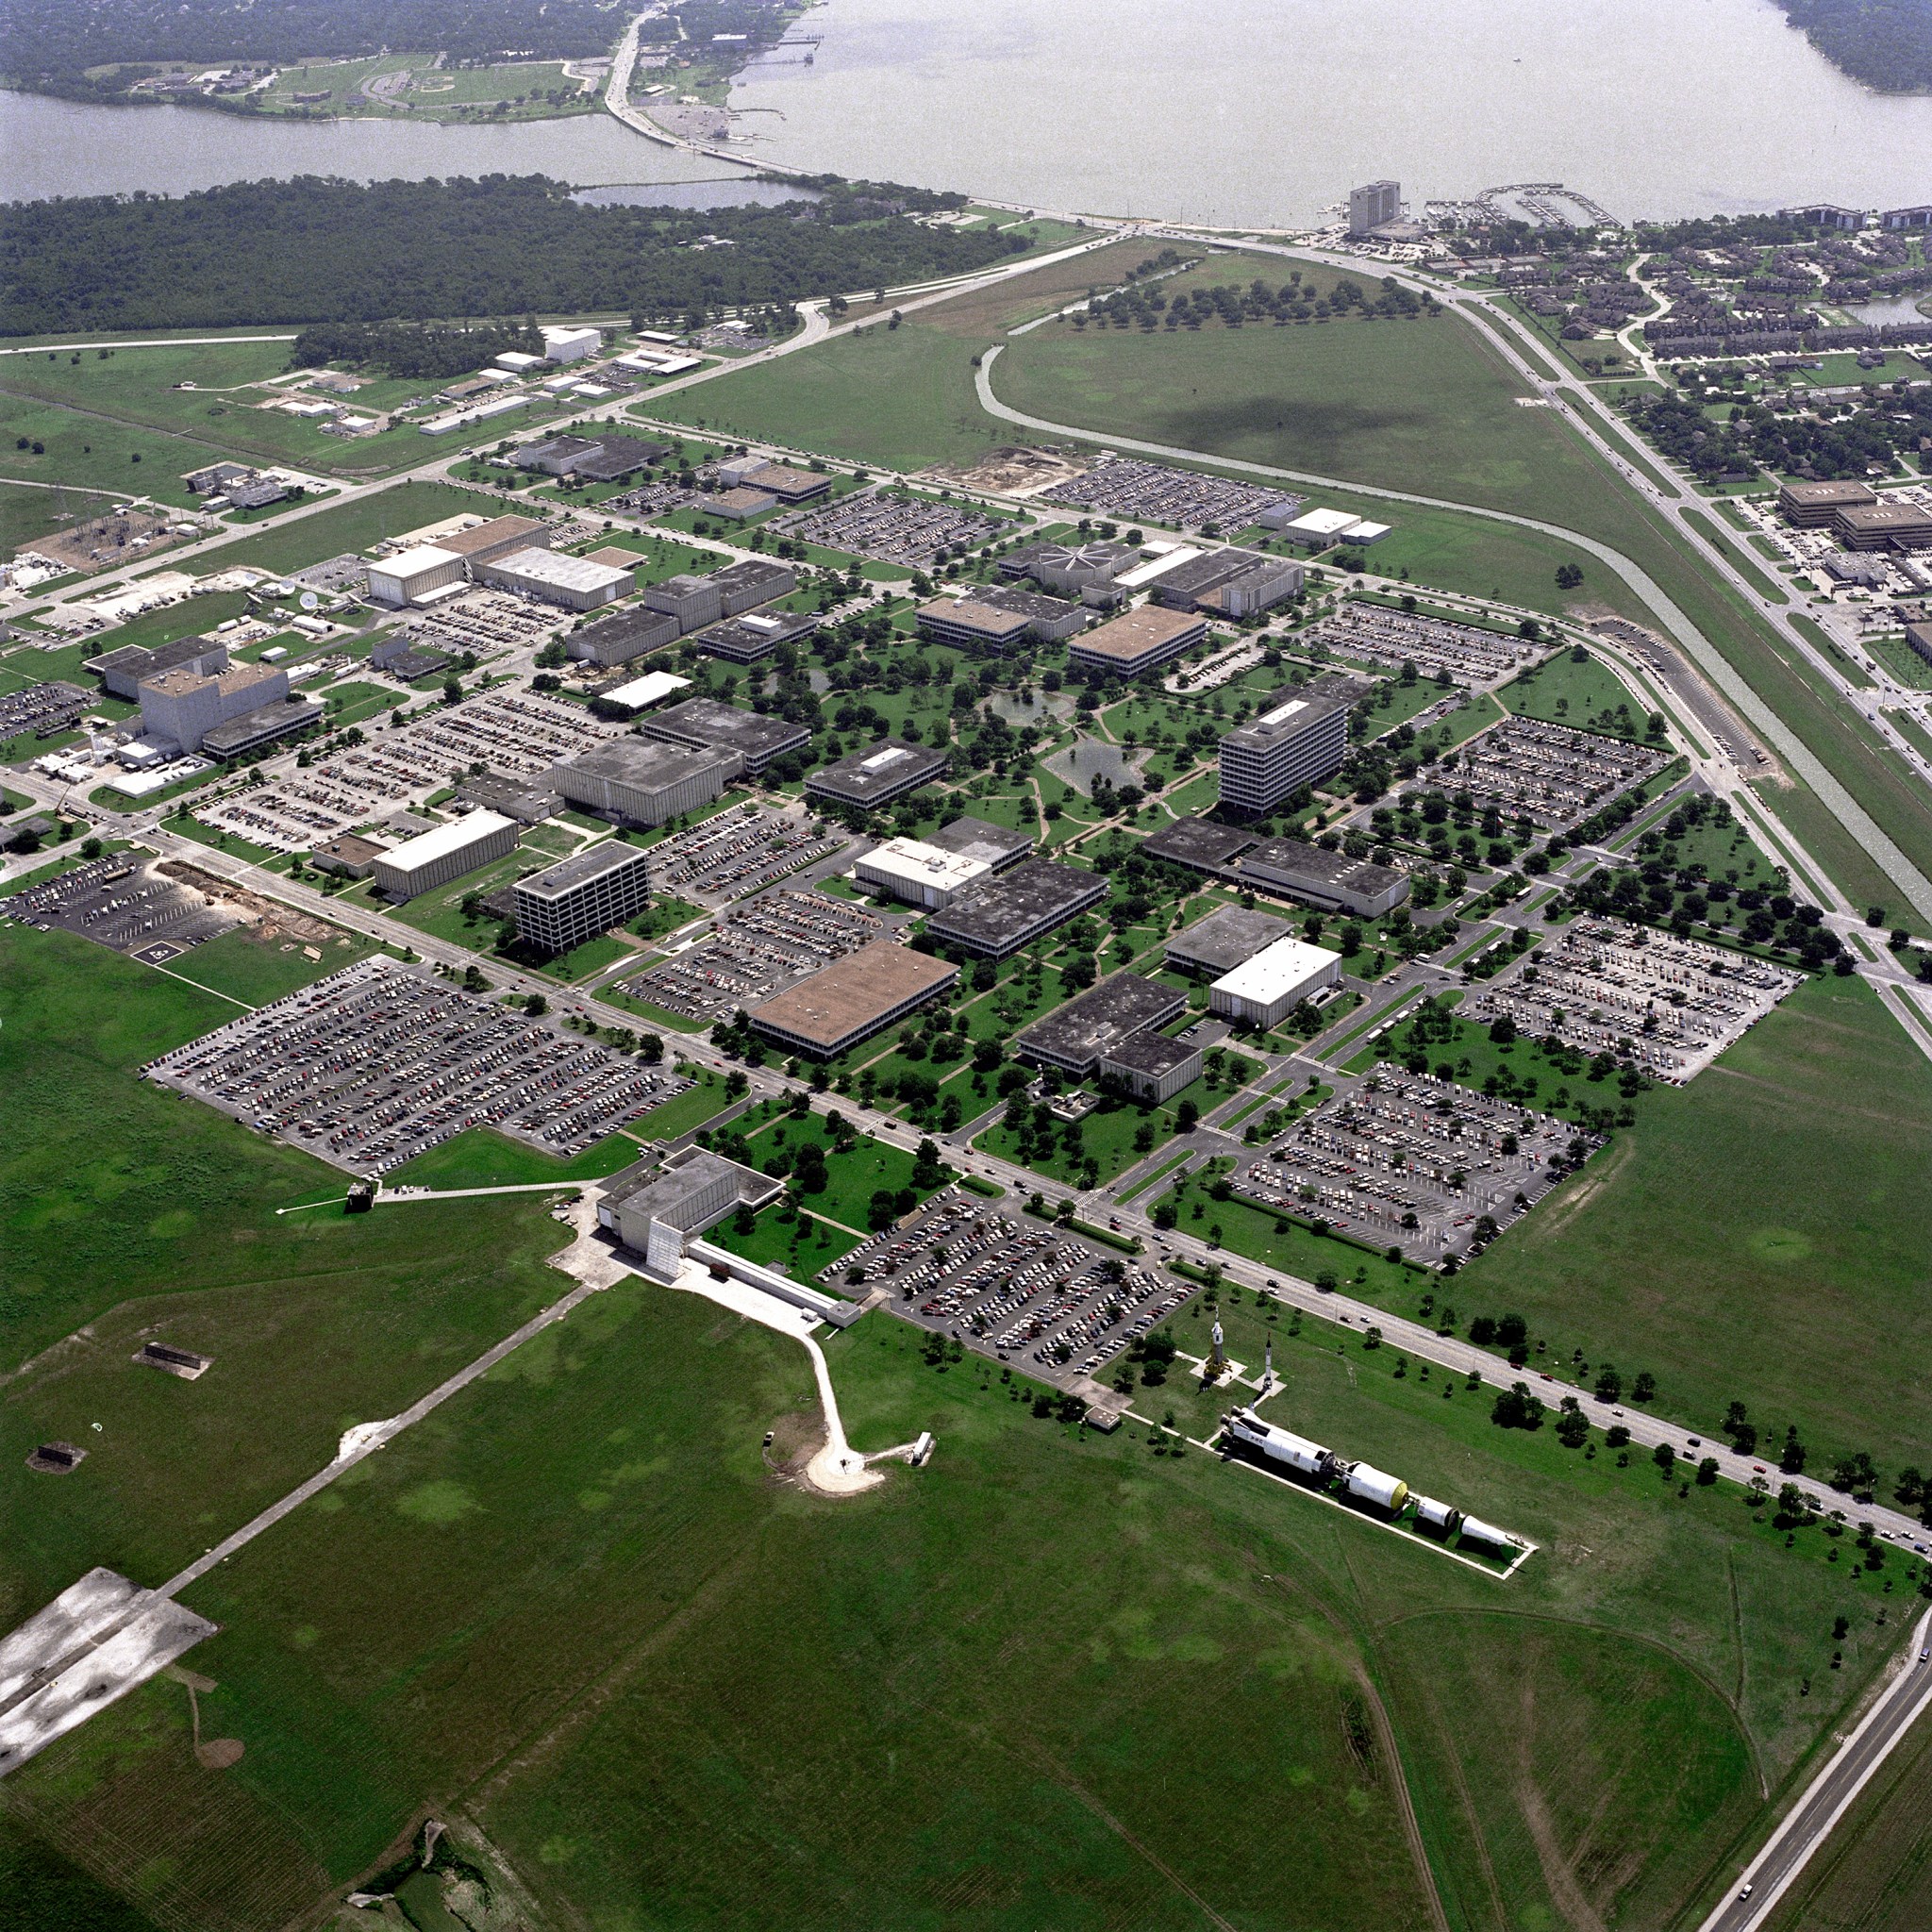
left=366, top=545, right=465, bottom=608
left=1281, top=508, right=1363, bottom=542
left=541, top=325, right=603, bottom=364
left=1208, top=936, right=1342, bottom=1028
left=601, top=669, right=692, bottom=711
left=371, top=810, right=519, bottom=900
left=856, top=836, right=993, bottom=909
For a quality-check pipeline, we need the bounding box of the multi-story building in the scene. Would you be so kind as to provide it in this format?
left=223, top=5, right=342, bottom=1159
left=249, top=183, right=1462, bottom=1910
left=512, top=841, right=654, bottom=954
left=371, top=810, right=520, bottom=900
left=551, top=737, right=741, bottom=826
left=137, top=660, right=290, bottom=755
left=1348, top=180, right=1401, bottom=236
left=367, top=545, right=466, bottom=607
left=475, top=548, right=635, bottom=610
left=806, top=739, right=948, bottom=810
left=1218, top=681, right=1356, bottom=816
left=1067, top=605, right=1206, bottom=679
left=642, top=698, right=810, bottom=774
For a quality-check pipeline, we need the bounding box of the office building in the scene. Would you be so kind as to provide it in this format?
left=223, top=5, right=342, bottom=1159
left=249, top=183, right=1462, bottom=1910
left=1904, top=621, right=1932, bottom=668
left=690, top=609, right=818, bottom=664
left=476, top=547, right=634, bottom=610
left=371, top=810, right=519, bottom=900
left=1882, top=206, right=1932, bottom=231
left=1831, top=501, right=1932, bottom=551
left=925, top=815, right=1032, bottom=873
left=1100, top=1029, right=1205, bottom=1103
left=599, top=1146, right=782, bottom=1252
left=137, top=659, right=289, bottom=755
left=708, top=558, right=798, bottom=614
left=997, top=538, right=1138, bottom=598
left=1208, top=937, right=1342, bottom=1027
left=1013, top=973, right=1188, bottom=1076
left=1218, top=681, right=1356, bottom=815
left=367, top=545, right=466, bottom=608
left=924, top=858, right=1108, bottom=958
left=199, top=693, right=324, bottom=759
left=1165, top=904, right=1294, bottom=977
left=916, top=583, right=1086, bottom=651
left=807, top=739, right=949, bottom=809
left=309, top=832, right=390, bottom=879
left=1778, top=479, right=1877, bottom=526
left=1141, top=816, right=1260, bottom=876
left=751, top=941, right=958, bottom=1057
left=713, top=458, right=830, bottom=503
left=1068, top=604, right=1206, bottom=678
left=1150, top=548, right=1303, bottom=617
left=641, top=572, right=724, bottom=632
left=1348, top=180, right=1402, bottom=236
left=551, top=737, right=741, bottom=826
left=85, top=632, right=228, bottom=701
left=642, top=697, right=810, bottom=773
left=1233, top=837, right=1410, bottom=918
left=856, top=837, right=992, bottom=909
left=599, top=669, right=691, bottom=712
left=569, top=604, right=680, bottom=667
left=512, top=841, right=653, bottom=953
left=706, top=487, right=778, bottom=522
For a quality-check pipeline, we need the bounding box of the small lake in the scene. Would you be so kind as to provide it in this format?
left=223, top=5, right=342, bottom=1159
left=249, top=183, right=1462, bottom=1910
left=1044, top=735, right=1146, bottom=798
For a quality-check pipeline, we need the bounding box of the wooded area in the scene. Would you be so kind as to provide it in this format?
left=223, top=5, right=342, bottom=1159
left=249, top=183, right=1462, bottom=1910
left=1774, top=0, right=1932, bottom=92
left=0, top=175, right=1018, bottom=336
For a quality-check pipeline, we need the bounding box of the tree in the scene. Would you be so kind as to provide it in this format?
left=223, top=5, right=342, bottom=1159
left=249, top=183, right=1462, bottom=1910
left=523, top=991, right=547, bottom=1016
left=1653, top=1441, right=1676, bottom=1474
left=1630, top=1371, right=1657, bottom=1404
left=1491, top=1382, right=1545, bottom=1431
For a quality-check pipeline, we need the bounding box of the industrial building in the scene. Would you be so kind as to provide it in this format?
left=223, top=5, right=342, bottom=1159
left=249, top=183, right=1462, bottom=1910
left=1233, top=836, right=1409, bottom=917
left=200, top=693, right=324, bottom=760
left=436, top=514, right=551, bottom=569
left=1218, top=681, right=1355, bottom=815
left=371, top=810, right=520, bottom=900
left=691, top=609, right=817, bottom=663
left=643, top=697, right=810, bottom=774
left=512, top=841, right=653, bottom=954
left=1149, top=547, right=1303, bottom=618
left=85, top=632, right=227, bottom=701
left=1012, top=973, right=1188, bottom=1076
left=1831, top=501, right=1932, bottom=551
left=924, top=858, right=1108, bottom=958
left=309, top=832, right=389, bottom=879
left=137, top=660, right=290, bottom=755
left=807, top=739, right=949, bottom=810
left=551, top=736, right=741, bottom=826
left=925, top=814, right=1032, bottom=873
left=855, top=836, right=991, bottom=909
left=369, top=634, right=452, bottom=682
left=1348, top=179, right=1402, bottom=235
left=705, top=487, right=778, bottom=522
left=1208, top=936, right=1341, bottom=1027
left=997, top=538, right=1138, bottom=598
left=367, top=545, right=466, bottom=608
left=598, top=1146, right=783, bottom=1254
left=541, top=325, right=603, bottom=363
left=569, top=603, right=680, bottom=667
left=1278, top=507, right=1363, bottom=545
left=511, top=431, right=668, bottom=482
left=475, top=547, right=634, bottom=610
left=1778, top=478, right=1877, bottom=525
left=1165, top=903, right=1295, bottom=977
left=1068, top=605, right=1206, bottom=678
left=750, top=939, right=958, bottom=1057
left=600, top=669, right=691, bottom=711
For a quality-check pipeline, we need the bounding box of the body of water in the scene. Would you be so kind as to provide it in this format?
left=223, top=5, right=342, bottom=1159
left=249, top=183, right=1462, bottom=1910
left=727, top=0, right=1932, bottom=225
left=571, top=180, right=816, bottom=209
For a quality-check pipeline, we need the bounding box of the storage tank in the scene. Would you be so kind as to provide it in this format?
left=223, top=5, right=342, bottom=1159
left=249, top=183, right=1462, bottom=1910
left=1411, top=1494, right=1462, bottom=1538
left=1341, top=1460, right=1410, bottom=1515
left=1458, top=1514, right=1519, bottom=1556
left=1222, top=1407, right=1333, bottom=1480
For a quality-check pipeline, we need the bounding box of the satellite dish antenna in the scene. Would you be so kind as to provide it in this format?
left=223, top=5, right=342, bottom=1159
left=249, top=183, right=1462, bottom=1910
left=299, top=591, right=320, bottom=610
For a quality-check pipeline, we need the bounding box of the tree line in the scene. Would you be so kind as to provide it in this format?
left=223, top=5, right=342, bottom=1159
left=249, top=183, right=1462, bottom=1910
left=0, top=175, right=1017, bottom=337
left=289, top=319, right=542, bottom=379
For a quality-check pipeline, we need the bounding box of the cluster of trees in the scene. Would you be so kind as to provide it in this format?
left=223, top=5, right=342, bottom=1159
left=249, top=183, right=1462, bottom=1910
left=288, top=318, right=541, bottom=379
left=1082, top=270, right=1439, bottom=333
left=1627, top=380, right=1932, bottom=484
left=0, top=175, right=1023, bottom=337
left=1773, top=0, right=1932, bottom=92
left=0, top=0, right=620, bottom=97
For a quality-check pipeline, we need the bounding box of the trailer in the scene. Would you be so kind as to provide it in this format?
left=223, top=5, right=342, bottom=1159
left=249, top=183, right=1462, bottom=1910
left=1411, top=1494, right=1462, bottom=1538
left=1222, top=1407, right=1333, bottom=1480
left=1341, top=1460, right=1410, bottom=1515
left=1457, top=1514, right=1520, bottom=1557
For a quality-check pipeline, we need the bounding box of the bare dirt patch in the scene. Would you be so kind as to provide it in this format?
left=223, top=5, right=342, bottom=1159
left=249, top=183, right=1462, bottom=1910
left=30, top=505, right=186, bottom=575
left=919, top=442, right=1090, bottom=498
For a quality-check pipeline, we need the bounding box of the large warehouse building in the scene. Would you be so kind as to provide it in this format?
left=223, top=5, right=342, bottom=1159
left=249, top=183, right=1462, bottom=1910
left=477, top=548, right=635, bottom=610
left=751, top=940, right=958, bottom=1057
left=367, top=545, right=466, bottom=608
left=1208, top=936, right=1341, bottom=1027
left=512, top=841, right=653, bottom=954
left=371, top=810, right=519, bottom=900
left=856, top=837, right=991, bottom=909
left=1218, top=681, right=1356, bottom=815
left=138, top=660, right=290, bottom=755
left=551, top=737, right=741, bottom=826
left=569, top=604, right=680, bottom=667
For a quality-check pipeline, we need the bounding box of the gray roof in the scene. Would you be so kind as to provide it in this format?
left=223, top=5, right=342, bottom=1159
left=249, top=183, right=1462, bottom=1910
left=560, top=735, right=740, bottom=792
left=1166, top=903, right=1295, bottom=974
left=1100, top=1030, right=1201, bottom=1078
left=1220, top=679, right=1359, bottom=755
left=514, top=840, right=650, bottom=902
left=1013, top=973, right=1189, bottom=1072
left=601, top=1146, right=779, bottom=1231
left=927, top=858, right=1107, bottom=952
left=1141, top=817, right=1259, bottom=874
left=926, top=814, right=1033, bottom=871
left=643, top=697, right=810, bottom=769
left=1234, top=835, right=1407, bottom=902
left=807, top=738, right=948, bottom=803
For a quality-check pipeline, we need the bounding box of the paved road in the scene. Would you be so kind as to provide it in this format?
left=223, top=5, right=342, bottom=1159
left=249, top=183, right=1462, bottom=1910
left=1698, top=1607, right=1932, bottom=1932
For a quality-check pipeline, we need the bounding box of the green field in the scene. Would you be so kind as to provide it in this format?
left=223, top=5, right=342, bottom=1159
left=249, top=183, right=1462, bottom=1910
left=190, top=480, right=511, bottom=576
left=158, top=924, right=373, bottom=1006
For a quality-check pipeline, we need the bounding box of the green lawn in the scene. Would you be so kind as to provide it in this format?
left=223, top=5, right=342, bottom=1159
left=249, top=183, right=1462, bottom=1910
left=158, top=924, right=373, bottom=1006
left=190, top=480, right=512, bottom=577
left=1500, top=648, right=1651, bottom=735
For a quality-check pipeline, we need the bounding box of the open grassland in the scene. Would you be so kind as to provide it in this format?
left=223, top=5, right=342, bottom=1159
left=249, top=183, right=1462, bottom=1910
left=190, top=478, right=507, bottom=575
left=0, top=391, right=203, bottom=508
left=158, top=923, right=374, bottom=1007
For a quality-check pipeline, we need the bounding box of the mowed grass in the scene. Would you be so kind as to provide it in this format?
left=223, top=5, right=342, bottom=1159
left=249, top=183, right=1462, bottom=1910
left=1463, top=974, right=1932, bottom=1468
left=190, top=480, right=508, bottom=577
left=158, top=924, right=373, bottom=1007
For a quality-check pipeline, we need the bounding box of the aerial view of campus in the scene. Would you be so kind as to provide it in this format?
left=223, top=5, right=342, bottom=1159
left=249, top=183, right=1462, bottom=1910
left=2, top=2, right=1931, bottom=1928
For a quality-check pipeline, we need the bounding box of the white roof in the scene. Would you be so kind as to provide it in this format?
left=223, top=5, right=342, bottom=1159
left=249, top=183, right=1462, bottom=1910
left=1348, top=521, right=1392, bottom=541
left=858, top=838, right=991, bottom=892
left=371, top=544, right=461, bottom=581
left=1210, top=936, right=1341, bottom=1004
left=1257, top=696, right=1308, bottom=727
left=495, top=351, right=544, bottom=369
left=603, top=669, right=691, bottom=709
left=542, top=324, right=601, bottom=344
left=861, top=745, right=913, bottom=771
left=378, top=809, right=516, bottom=874
left=1115, top=544, right=1203, bottom=589
left=491, top=548, right=634, bottom=593
left=1284, top=508, right=1362, bottom=538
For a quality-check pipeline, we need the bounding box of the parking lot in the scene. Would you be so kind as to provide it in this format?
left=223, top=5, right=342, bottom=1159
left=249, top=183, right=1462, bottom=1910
left=642, top=803, right=846, bottom=903
left=146, top=956, right=688, bottom=1174
left=1049, top=457, right=1298, bottom=532
left=623, top=886, right=882, bottom=1021
left=3, top=854, right=239, bottom=956
left=1462, top=917, right=1802, bottom=1083
left=1308, top=605, right=1550, bottom=687
left=1235, top=1065, right=1591, bottom=1265
left=196, top=689, right=616, bottom=852
left=829, top=1191, right=1197, bottom=1386
left=774, top=489, right=1004, bottom=566
left=1425, top=716, right=1670, bottom=832
left=603, top=481, right=696, bottom=522
left=397, top=587, right=561, bottom=659
left=0, top=679, right=90, bottom=741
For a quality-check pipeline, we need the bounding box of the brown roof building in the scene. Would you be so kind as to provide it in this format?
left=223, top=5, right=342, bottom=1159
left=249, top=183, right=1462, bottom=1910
left=437, top=514, right=551, bottom=566
left=1831, top=501, right=1932, bottom=551
left=1068, top=604, right=1207, bottom=677
left=1778, top=479, right=1876, bottom=525
left=751, top=940, right=958, bottom=1057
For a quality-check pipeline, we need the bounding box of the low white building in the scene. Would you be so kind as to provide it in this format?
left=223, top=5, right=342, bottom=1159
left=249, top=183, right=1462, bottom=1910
left=856, top=836, right=992, bottom=909
left=1208, top=936, right=1342, bottom=1027
left=542, top=325, right=603, bottom=364
left=371, top=810, right=519, bottom=900
left=367, top=545, right=465, bottom=607
left=1280, top=508, right=1362, bottom=544
left=475, top=547, right=634, bottom=611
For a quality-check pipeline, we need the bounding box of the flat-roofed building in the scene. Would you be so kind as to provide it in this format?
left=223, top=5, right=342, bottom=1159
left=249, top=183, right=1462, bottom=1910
left=926, top=814, right=1032, bottom=873
left=453, top=773, right=561, bottom=824
left=708, top=558, right=797, bottom=615
left=1882, top=205, right=1932, bottom=231
left=913, top=596, right=1032, bottom=656
left=961, top=581, right=1088, bottom=642
left=1219, top=681, right=1355, bottom=815
left=541, top=325, right=602, bottom=363
left=600, top=669, right=691, bottom=711
left=1165, top=904, right=1294, bottom=977
left=642, top=697, right=809, bottom=774
left=437, top=514, right=551, bottom=569
left=1141, top=816, right=1259, bottom=875
left=691, top=609, right=817, bottom=663
left=1349, top=179, right=1401, bottom=236
left=551, top=736, right=741, bottom=826
left=1013, top=972, right=1188, bottom=1075
left=1150, top=547, right=1303, bottom=618
left=751, top=940, right=958, bottom=1056
left=925, top=858, right=1108, bottom=958
left=707, top=486, right=778, bottom=522
left=85, top=632, right=228, bottom=701
left=997, top=538, right=1138, bottom=598
left=1209, top=936, right=1341, bottom=1027
left=1068, top=604, right=1206, bottom=678
left=512, top=841, right=653, bottom=953
left=733, top=459, right=830, bottom=503
left=1779, top=479, right=1878, bottom=525
left=641, top=572, right=724, bottom=632
left=807, top=739, right=948, bottom=809
left=1099, top=1028, right=1204, bottom=1103
left=367, top=545, right=465, bottom=608
left=1233, top=836, right=1410, bottom=918
left=1832, top=501, right=1932, bottom=551
left=371, top=809, right=519, bottom=900
left=1279, top=507, right=1361, bottom=545
left=856, top=836, right=991, bottom=908
left=569, top=604, right=680, bottom=667
left=137, top=659, right=289, bottom=754
left=476, top=547, right=634, bottom=610
left=309, top=832, right=390, bottom=878
left=599, top=1146, right=781, bottom=1253
left=199, top=693, right=324, bottom=759
left=1905, top=620, right=1932, bottom=668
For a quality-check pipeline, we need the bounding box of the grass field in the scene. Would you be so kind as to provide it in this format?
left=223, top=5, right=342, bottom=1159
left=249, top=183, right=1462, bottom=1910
left=190, top=480, right=509, bottom=576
